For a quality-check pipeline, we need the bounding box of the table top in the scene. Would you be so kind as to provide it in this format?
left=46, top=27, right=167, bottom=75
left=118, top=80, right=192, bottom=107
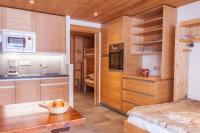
left=0, top=102, right=85, bottom=133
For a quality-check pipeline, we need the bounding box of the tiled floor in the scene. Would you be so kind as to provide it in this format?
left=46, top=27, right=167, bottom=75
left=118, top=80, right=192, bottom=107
left=68, top=91, right=126, bottom=133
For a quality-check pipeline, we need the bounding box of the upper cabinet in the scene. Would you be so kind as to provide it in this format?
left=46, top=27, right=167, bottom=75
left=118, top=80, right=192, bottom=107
left=36, top=13, right=66, bottom=53
left=1, top=7, right=36, bottom=32
left=102, top=16, right=130, bottom=54
left=110, top=17, right=124, bottom=44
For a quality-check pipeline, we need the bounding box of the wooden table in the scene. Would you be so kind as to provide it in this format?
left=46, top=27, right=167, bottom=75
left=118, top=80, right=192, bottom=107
left=0, top=102, right=85, bottom=133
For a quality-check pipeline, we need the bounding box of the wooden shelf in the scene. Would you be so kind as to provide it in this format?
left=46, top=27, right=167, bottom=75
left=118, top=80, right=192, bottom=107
left=134, top=40, right=162, bottom=45
left=132, top=52, right=162, bottom=55
left=181, top=18, right=200, bottom=27
left=132, top=28, right=163, bottom=36
left=179, top=38, right=200, bottom=43
left=133, top=17, right=163, bottom=28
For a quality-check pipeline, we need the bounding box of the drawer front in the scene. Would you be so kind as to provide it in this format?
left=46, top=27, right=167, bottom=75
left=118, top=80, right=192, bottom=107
left=123, top=90, right=155, bottom=105
left=0, top=80, right=15, bottom=86
left=122, top=102, right=137, bottom=113
left=123, top=78, right=155, bottom=95
left=41, top=77, right=68, bottom=84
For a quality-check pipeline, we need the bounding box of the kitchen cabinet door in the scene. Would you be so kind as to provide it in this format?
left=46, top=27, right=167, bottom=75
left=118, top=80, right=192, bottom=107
left=109, top=71, right=122, bottom=110
left=41, top=83, right=69, bottom=101
left=110, top=17, right=124, bottom=44
left=1, top=7, right=35, bottom=31
left=101, top=57, right=109, bottom=104
left=101, top=22, right=110, bottom=55
left=0, top=80, right=15, bottom=105
left=36, top=13, right=66, bottom=53
left=16, top=79, right=40, bottom=103
left=41, top=77, right=69, bottom=101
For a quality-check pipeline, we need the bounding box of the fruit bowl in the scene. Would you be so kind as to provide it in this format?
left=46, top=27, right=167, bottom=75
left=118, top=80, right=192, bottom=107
left=39, top=99, right=69, bottom=114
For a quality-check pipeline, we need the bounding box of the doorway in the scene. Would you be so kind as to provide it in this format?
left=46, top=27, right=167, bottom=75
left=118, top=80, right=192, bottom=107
left=70, top=31, right=98, bottom=105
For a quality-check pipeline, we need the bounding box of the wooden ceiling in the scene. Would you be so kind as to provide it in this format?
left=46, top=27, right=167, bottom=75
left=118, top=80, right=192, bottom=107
left=0, top=0, right=197, bottom=23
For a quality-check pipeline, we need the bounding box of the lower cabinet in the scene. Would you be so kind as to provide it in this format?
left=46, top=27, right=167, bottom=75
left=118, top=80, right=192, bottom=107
left=109, top=71, right=122, bottom=110
left=40, top=77, right=69, bottom=101
left=16, top=79, right=41, bottom=103
left=0, top=80, right=16, bottom=105
left=0, top=77, right=69, bottom=105
left=122, top=76, right=173, bottom=113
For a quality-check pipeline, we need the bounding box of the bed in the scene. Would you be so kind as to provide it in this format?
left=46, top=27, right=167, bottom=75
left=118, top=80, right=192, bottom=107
left=125, top=99, right=200, bottom=133
left=84, top=73, right=94, bottom=92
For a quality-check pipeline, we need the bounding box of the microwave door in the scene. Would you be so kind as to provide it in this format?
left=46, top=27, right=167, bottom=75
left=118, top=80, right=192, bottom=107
left=7, top=37, right=25, bottom=51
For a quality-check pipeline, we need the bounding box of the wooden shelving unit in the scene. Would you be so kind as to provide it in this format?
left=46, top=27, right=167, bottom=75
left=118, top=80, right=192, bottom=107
left=122, top=5, right=177, bottom=113
left=174, top=18, right=200, bottom=101
left=125, top=5, right=176, bottom=79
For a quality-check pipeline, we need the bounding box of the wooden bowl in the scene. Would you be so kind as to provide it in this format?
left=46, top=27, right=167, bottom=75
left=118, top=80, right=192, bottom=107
left=39, top=99, right=69, bottom=114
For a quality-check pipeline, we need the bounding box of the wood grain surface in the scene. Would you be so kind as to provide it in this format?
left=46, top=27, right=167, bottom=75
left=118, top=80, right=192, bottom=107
left=0, top=102, right=85, bottom=133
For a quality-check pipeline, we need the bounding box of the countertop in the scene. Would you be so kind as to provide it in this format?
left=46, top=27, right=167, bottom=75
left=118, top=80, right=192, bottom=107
left=0, top=74, right=69, bottom=80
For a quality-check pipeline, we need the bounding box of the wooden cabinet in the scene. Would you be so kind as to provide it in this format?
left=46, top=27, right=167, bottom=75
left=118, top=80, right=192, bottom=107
left=122, top=76, right=173, bottom=113
left=36, top=13, right=66, bottom=53
left=1, top=7, right=35, bottom=31
left=101, top=57, right=109, bottom=104
left=110, top=17, right=124, bottom=44
left=101, top=22, right=110, bottom=55
left=108, top=71, right=122, bottom=110
left=16, top=79, right=40, bottom=103
left=0, top=80, right=15, bottom=105
left=41, top=77, right=69, bottom=100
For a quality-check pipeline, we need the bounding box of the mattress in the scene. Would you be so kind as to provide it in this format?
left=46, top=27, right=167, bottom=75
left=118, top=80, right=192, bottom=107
left=128, top=99, right=200, bottom=133
left=128, top=115, right=173, bottom=133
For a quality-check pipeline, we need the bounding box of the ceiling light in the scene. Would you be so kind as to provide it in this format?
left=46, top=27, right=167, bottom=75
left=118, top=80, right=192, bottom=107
left=29, top=0, right=34, bottom=4
left=94, top=12, right=98, bottom=17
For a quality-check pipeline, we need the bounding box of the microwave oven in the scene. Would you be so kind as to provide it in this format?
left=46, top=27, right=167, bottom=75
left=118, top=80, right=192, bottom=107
left=1, top=29, right=36, bottom=53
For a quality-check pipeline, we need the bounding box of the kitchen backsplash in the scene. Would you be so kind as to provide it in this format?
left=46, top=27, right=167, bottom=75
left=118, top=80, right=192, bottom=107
left=0, top=53, right=68, bottom=75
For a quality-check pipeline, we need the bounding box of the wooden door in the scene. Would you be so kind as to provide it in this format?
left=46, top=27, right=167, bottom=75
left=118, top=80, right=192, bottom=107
left=110, top=17, right=124, bottom=44
left=109, top=71, right=122, bottom=110
left=0, top=80, right=15, bottom=105
left=101, top=57, right=109, bottom=104
left=102, top=22, right=110, bottom=55
left=36, top=13, right=66, bottom=53
left=1, top=7, right=35, bottom=31
left=16, top=79, right=40, bottom=103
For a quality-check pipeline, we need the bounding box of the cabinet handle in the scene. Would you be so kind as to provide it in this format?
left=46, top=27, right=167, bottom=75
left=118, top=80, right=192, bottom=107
left=40, top=82, right=68, bottom=87
left=0, top=86, right=16, bottom=89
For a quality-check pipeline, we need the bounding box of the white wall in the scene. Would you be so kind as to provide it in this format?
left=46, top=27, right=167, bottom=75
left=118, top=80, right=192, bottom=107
left=178, top=1, right=200, bottom=22
left=177, top=1, right=200, bottom=100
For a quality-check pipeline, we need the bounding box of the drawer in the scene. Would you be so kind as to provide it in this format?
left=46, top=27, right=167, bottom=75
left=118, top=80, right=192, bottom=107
left=123, top=78, right=155, bottom=95
left=122, top=102, right=137, bottom=113
left=123, top=90, right=155, bottom=105
left=41, top=77, right=68, bottom=84
left=0, top=80, right=15, bottom=86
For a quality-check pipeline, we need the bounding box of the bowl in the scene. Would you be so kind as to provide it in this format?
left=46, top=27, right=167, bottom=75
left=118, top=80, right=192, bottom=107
left=39, top=99, right=69, bottom=114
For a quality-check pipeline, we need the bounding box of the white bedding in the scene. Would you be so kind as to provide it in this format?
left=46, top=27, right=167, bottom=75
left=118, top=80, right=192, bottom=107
left=128, top=116, right=174, bottom=133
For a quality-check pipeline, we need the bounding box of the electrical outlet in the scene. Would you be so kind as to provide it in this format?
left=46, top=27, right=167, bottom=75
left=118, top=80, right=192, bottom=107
left=18, top=61, right=31, bottom=66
